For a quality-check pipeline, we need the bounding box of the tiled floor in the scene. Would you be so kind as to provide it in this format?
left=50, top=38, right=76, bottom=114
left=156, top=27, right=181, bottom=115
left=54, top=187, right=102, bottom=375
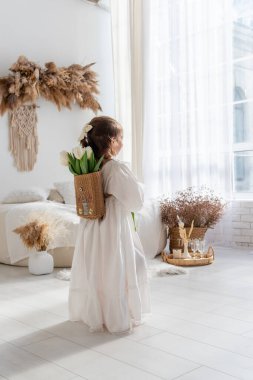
left=1, top=247, right=253, bottom=379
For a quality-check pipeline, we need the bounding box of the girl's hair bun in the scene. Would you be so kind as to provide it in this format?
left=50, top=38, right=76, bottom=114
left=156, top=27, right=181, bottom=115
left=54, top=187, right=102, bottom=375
left=80, top=116, right=122, bottom=159
left=81, top=136, right=89, bottom=148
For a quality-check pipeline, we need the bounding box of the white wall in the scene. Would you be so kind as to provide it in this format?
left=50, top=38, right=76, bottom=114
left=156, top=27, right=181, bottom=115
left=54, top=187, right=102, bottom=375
left=0, top=0, right=114, bottom=199
left=206, top=200, right=253, bottom=248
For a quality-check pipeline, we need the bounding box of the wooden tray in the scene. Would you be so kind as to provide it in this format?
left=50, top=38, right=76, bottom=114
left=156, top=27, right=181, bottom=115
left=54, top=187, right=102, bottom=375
left=161, top=250, right=214, bottom=267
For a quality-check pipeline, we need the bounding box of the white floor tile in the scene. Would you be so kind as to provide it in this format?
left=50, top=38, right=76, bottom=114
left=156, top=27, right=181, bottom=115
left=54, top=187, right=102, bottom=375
left=10, top=330, right=53, bottom=348
left=30, top=326, right=198, bottom=379
left=242, top=329, right=253, bottom=338
left=0, top=341, right=75, bottom=380
left=147, top=304, right=253, bottom=335
left=23, top=336, right=162, bottom=380
left=145, top=313, right=253, bottom=358
left=212, top=304, right=253, bottom=323
left=175, top=366, right=240, bottom=380
left=0, top=301, right=66, bottom=330
left=77, top=358, right=162, bottom=380
left=92, top=336, right=199, bottom=379
left=126, top=325, right=164, bottom=342
left=150, top=290, right=223, bottom=313
left=141, top=332, right=253, bottom=379
left=230, top=298, right=253, bottom=311
left=44, top=320, right=117, bottom=347
left=0, top=316, right=41, bottom=342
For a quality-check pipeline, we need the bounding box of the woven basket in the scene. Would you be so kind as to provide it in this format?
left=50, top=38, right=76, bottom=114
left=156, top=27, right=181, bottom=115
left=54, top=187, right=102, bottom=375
left=169, top=226, right=207, bottom=253
left=161, top=250, right=214, bottom=266
left=74, top=171, right=105, bottom=219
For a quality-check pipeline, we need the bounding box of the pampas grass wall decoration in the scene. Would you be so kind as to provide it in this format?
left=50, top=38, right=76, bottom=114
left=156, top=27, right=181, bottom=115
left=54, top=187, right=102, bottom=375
left=0, top=56, right=102, bottom=115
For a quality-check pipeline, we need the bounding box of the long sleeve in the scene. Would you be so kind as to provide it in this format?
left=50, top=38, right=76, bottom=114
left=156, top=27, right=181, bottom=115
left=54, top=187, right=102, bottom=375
left=105, top=160, right=144, bottom=212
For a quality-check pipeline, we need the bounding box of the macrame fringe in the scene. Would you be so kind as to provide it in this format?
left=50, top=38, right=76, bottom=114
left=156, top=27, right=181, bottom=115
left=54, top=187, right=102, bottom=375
left=9, top=104, right=38, bottom=171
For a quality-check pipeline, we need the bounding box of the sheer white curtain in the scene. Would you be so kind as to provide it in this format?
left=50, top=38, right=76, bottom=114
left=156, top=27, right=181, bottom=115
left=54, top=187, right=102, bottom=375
left=143, top=0, right=234, bottom=198
left=110, top=0, right=143, bottom=178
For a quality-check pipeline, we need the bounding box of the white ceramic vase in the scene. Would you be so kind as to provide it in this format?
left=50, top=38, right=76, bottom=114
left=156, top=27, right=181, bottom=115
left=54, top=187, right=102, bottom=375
left=28, top=251, right=54, bottom=275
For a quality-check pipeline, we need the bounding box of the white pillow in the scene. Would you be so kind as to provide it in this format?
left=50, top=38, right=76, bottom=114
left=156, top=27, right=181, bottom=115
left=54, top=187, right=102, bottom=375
left=54, top=181, right=75, bottom=205
left=2, top=188, right=48, bottom=204
left=137, top=200, right=167, bottom=259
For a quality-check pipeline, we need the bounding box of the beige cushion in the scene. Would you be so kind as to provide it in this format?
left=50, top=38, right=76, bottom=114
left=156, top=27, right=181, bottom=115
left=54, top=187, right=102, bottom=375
left=47, top=189, right=65, bottom=203
left=54, top=181, right=75, bottom=205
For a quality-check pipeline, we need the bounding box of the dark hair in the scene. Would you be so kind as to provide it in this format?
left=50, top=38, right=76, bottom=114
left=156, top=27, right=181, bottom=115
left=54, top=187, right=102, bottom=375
left=81, top=116, right=122, bottom=159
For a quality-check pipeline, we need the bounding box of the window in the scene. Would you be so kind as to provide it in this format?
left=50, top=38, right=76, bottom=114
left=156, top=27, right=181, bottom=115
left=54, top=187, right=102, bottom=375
left=233, top=0, right=253, bottom=195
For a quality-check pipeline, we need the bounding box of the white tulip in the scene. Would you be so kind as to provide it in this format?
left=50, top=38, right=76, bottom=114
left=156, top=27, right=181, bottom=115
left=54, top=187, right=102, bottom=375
left=59, top=151, right=69, bottom=166
left=72, top=146, right=85, bottom=160
left=86, top=146, right=93, bottom=159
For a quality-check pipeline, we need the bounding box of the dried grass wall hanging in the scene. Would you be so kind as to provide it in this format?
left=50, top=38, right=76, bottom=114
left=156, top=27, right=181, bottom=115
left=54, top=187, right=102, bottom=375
left=9, top=104, right=38, bottom=171
left=0, top=56, right=101, bottom=115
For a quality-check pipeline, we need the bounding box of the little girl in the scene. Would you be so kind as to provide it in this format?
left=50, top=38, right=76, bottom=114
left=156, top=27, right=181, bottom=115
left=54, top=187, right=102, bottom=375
left=69, top=116, right=150, bottom=333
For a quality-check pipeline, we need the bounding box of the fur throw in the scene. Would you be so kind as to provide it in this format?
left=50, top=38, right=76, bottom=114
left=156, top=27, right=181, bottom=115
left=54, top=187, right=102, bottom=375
left=0, top=56, right=101, bottom=115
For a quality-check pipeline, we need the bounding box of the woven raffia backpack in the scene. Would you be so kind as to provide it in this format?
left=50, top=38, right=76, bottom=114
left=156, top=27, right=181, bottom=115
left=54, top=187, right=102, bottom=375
left=74, top=171, right=105, bottom=219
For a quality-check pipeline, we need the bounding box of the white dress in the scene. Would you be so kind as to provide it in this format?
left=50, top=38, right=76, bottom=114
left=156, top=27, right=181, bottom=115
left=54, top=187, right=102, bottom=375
left=68, top=159, right=150, bottom=333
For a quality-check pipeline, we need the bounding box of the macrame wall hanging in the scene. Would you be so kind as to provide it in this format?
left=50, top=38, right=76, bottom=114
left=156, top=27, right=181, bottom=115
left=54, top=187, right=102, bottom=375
left=9, top=105, right=38, bottom=171
left=0, top=56, right=102, bottom=171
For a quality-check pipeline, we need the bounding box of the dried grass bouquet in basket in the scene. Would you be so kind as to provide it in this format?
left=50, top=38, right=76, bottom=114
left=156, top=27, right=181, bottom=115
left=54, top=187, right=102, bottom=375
left=160, top=187, right=226, bottom=252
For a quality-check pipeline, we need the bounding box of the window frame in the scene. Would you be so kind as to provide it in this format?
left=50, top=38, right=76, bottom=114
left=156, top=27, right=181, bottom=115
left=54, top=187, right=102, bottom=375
left=233, top=3, right=253, bottom=198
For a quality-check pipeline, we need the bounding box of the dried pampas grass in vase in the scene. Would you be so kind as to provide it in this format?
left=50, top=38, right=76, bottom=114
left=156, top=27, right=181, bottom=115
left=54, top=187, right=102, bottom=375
left=14, top=221, right=49, bottom=252
left=13, top=211, right=68, bottom=252
left=14, top=212, right=69, bottom=275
